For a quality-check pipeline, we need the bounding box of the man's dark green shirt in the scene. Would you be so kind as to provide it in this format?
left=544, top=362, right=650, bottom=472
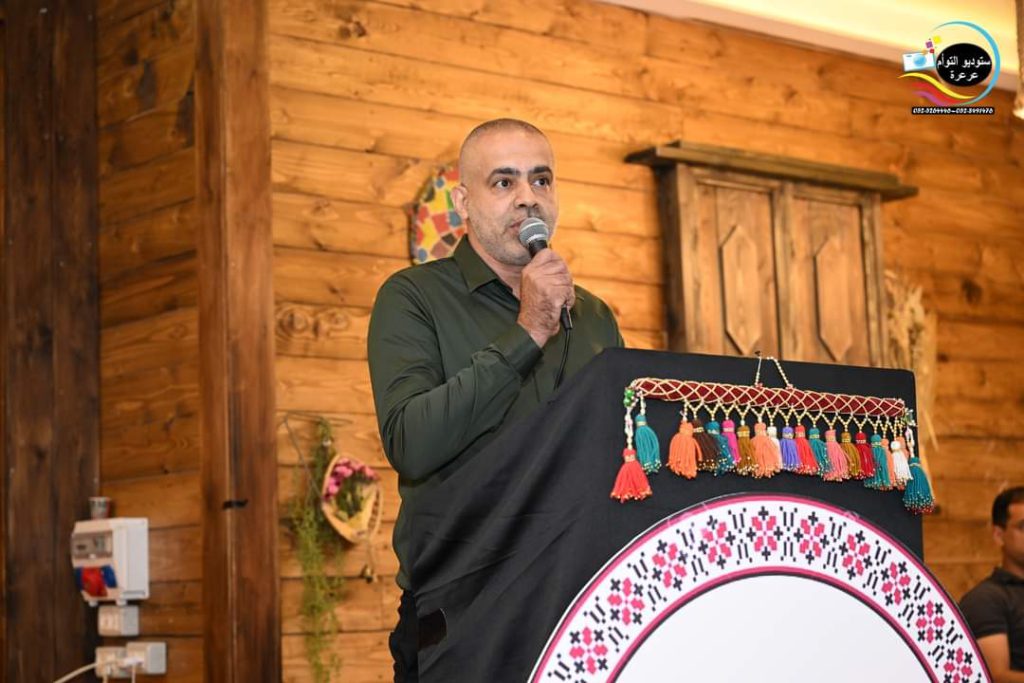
left=368, top=237, right=623, bottom=588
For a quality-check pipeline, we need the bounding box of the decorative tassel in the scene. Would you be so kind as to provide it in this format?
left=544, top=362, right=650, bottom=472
left=611, top=448, right=652, bottom=502
left=839, top=431, right=864, bottom=479
left=736, top=423, right=757, bottom=475
left=693, top=421, right=721, bottom=473
left=634, top=415, right=662, bottom=474
left=882, top=438, right=896, bottom=490
left=751, top=422, right=779, bottom=478
left=864, top=435, right=892, bottom=490
left=721, top=419, right=741, bottom=466
left=780, top=426, right=800, bottom=471
left=794, top=425, right=818, bottom=475
left=668, top=420, right=699, bottom=479
left=903, top=448, right=935, bottom=514
left=823, top=430, right=849, bottom=481
left=855, top=432, right=876, bottom=479
left=891, top=438, right=911, bottom=490
left=808, top=428, right=831, bottom=478
left=766, top=425, right=784, bottom=471
left=705, top=421, right=735, bottom=475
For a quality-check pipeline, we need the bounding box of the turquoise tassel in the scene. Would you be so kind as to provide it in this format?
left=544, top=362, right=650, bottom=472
left=808, top=428, right=831, bottom=477
left=634, top=415, right=662, bottom=474
left=903, top=456, right=935, bottom=514
left=865, top=434, right=891, bottom=490
left=705, top=421, right=735, bottom=475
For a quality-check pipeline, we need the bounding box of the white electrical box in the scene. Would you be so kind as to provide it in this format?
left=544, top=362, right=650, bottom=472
left=98, top=604, right=140, bottom=636
left=71, top=518, right=149, bottom=606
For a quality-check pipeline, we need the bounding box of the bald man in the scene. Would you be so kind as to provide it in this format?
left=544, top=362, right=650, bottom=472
left=368, top=119, right=623, bottom=680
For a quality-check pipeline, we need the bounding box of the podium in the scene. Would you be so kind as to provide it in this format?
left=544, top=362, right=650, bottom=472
left=408, top=349, right=986, bottom=682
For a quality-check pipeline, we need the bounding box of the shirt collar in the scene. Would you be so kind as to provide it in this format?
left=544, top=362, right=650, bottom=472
left=451, top=234, right=584, bottom=301
left=992, top=567, right=1024, bottom=585
left=453, top=235, right=499, bottom=292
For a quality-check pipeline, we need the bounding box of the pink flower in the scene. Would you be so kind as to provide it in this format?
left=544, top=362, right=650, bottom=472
left=337, top=465, right=353, bottom=478
left=326, top=481, right=340, bottom=496
left=363, top=466, right=377, bottom=479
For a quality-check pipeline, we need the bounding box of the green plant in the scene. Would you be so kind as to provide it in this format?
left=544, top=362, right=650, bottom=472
left=288, top=416, right=346, bottom=683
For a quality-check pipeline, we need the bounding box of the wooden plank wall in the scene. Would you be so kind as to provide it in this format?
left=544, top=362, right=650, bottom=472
left=96, top=0, right=203, bottom=679
left=267, top=0, right=1024, bottom=680
left=195, top=0, right=280, bottom=680
left=2, top=1, right=99, bottom=679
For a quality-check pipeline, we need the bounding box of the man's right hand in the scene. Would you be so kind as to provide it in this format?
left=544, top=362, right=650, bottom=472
left=517, top=248, right=575, bottom=349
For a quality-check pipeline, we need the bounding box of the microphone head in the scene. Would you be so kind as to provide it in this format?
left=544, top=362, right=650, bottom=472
left=517, top=217, right=550, bottom=250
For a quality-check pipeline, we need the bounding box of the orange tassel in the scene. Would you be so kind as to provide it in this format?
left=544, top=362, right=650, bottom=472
left=668, top=421, right=699, bottom=479
left=611, top=448, right=652, bottom=502
left=751, top=422, right=778, bottom=478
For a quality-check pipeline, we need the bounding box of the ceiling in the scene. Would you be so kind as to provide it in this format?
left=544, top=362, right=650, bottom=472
left=603, top=0, right=1019, bottom=91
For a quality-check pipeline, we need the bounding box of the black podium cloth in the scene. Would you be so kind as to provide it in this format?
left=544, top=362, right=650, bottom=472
left=408, top=348, right=922, bottom=681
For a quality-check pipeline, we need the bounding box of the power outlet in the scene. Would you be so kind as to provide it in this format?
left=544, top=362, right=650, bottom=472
left=98, top=605, right=140, bottom=636
left=96, top=646, right=131, bottom=679
left=127, top=641, right=166, bottom=675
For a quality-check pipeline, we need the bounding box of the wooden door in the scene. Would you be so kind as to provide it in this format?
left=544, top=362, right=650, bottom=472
left=661, top=166, right=781, bottom=357
left=777, top=185, right=884, bottom=365
left=659, top=165, right=885, bottom=365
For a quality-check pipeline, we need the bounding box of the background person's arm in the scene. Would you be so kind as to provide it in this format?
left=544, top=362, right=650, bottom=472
left=976, top=634, right=1024, bottom=683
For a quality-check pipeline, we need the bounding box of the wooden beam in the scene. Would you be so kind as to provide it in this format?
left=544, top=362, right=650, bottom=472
left=2, top=1, right=99, bottom=679
left=195, top=0, right=279, bottom=680
left=627, top=140, right=918, bottom=200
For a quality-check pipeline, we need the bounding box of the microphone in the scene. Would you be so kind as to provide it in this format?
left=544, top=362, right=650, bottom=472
left=518, top=217, right=573, bottom=330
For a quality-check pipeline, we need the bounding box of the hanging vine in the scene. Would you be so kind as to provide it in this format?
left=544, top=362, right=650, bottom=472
left=286, top=415, right=346, bottom=683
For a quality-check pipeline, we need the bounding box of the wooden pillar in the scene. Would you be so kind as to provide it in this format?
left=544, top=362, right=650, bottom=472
left=1, top=0, right=99, bottom=680
left=195, top=0, right=280, bottom=680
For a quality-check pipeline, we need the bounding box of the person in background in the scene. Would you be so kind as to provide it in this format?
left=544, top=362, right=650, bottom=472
left=960, top=486, right=1024, bottom=682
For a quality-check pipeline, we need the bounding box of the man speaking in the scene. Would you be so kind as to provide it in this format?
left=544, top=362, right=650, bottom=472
left=367, top=118, right=623, bottom=680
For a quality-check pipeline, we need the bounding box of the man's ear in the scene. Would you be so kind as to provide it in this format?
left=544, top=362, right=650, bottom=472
left=994, top=525, right=1006, bottom=549
left=451, top=184, right=469, bottom=223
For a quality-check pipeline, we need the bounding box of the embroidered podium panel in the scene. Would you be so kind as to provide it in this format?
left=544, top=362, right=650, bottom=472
left=532, top=494, right=981, bottom=683
left=408, top=350, right=970, bottom=682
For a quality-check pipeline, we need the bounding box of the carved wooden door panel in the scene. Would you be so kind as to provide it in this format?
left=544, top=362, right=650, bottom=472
left=777, top=186, right=884, bottom=366
left=662, top=166, right=781, bottom=357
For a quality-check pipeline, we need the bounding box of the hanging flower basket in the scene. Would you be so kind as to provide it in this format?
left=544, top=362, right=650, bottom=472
left=320, top=455, right=382, bottom=543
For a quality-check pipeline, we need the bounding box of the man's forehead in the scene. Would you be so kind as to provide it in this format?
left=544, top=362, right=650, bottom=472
left=1009, top=502, right=1024, bottom=521
left=462, top=129, right=554, bottom=176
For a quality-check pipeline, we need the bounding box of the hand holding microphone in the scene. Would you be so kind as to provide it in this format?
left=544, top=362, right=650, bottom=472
left=517, top=218, right=574, bottom=349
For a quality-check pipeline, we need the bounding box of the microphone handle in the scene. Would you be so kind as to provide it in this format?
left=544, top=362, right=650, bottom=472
left=526, top=238, right=547, bottom=258
left=526, top=238, right=573, bottom=331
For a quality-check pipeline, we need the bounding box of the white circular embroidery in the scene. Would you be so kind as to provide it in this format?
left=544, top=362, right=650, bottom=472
left=530, top=494, right=984, bottom=683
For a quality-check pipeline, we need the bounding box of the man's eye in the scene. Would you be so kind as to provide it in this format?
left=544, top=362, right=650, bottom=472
left=495, top=179, right=511, bottom=188
left=534, top=177, right=550, bottom=187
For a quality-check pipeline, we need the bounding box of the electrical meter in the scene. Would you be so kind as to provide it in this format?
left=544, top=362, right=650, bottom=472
left=71, top=518, right=149, bottom=607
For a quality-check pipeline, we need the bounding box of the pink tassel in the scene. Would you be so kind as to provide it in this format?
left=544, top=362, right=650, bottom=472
left=751, top=422, right=779, bottom=478
left=823, top=429, right=849, bottom=481
left=721, top=419, right=741, bottom=466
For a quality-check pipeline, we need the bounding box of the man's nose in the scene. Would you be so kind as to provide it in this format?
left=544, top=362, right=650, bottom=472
left=513, top=181, right=539, bottom=208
